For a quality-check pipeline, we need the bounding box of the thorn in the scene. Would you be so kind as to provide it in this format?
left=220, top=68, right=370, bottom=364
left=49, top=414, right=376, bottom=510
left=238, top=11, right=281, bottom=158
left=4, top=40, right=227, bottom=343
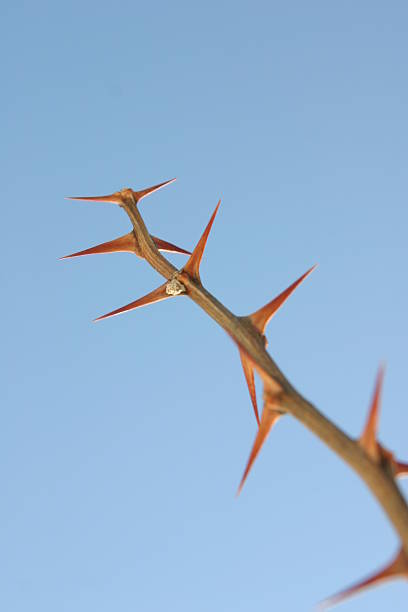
left=61, top=232, right=190, bottom=260
left=255, top=362, right=287, bottom=397
left=249, top=265, right=317, bottom=334
left=94, top=282, right=171, bottom=322
left=319, top=548, right=408, bottom=610
left=237, top=402, right=282, bottom=495
left=66, top=178, right=176, bottom=205
left=234, top=266, right=315, bottom=413
left=357, top=367, right=408, bottom=478
left=359, top=366, right=385, bottom=462
left=134, top=178, right=176, bottom=203
left=239, top=349, right=260, bottom=425
left=151, top=236, right=191, bottom=255
left=183, top=201, right=221, bottom=282
left=379, top=447, right=408, bottom=479
left=395, top=461, right=408, bottom=477
left=60, top=232, right=137, bottom=259
left=66, top=191, right=125, bottom=204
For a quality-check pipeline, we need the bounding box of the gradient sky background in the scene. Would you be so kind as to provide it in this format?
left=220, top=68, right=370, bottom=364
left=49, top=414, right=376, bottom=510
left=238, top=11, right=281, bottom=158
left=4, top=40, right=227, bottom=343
left=1, top=2, right=408, bottom=611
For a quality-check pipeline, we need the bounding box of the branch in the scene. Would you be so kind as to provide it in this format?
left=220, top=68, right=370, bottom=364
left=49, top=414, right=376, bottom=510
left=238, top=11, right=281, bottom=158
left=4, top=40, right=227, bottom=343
left=64, top=182, right=408, bottom=607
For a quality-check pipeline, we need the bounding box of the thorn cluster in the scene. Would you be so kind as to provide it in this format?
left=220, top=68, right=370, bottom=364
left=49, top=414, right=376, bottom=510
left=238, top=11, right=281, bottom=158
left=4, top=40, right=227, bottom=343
left=234, top=266, right=316, bottom=494
left=238, top=265, right=316, bottom=425
left=62, top=179, right=189, bottom=261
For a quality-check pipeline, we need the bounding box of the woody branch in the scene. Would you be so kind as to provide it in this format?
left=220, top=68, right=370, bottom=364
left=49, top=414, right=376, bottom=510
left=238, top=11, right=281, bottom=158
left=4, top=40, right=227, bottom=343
left=64, top=181, right=408, bottom=607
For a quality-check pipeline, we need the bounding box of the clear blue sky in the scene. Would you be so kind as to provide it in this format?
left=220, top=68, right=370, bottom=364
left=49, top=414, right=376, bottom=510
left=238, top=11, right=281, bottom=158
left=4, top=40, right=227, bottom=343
left=1, top=2, right=408, bottom=610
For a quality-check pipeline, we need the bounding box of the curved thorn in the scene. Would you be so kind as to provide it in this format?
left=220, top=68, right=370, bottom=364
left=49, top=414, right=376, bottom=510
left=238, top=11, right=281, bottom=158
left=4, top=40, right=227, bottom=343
left=94, top=282, right=170, bottom=322
left=61, top=232, right=137, bottom=259
left=239, top=349, right=260, bottom=425
left=237, top=404, right=282, bottom=495
left=359, top=365, right=385, bottom=461
left=183, top=201, right=221, bottom=282
left=319, top=548, right=408, bottom=610
left=249, top=265, right=317, bottom=334
left=151, top=235, right=191, bottom=255
left=134, top=178, right=176, bottom=203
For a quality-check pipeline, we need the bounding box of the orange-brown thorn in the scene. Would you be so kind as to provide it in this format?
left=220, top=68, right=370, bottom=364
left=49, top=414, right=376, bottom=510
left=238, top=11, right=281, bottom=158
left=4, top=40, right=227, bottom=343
left=151, top=236, right=191, bottom=255
left=237, top=401, right=282, bottom=495
left=382, top=448, right=408, bottom=479
left=94, top=282, right=171, bottom=322
left=359, top=365, right=385, bottom=461
left=395, top=461, right=408, bottom=477
left=249, top=265, right=317, bottom=334
left=358, top=366, right=408, bottom=478
left=182, top=201, right=221, bottom=282
left=237, top=266, right=315, bottom=424
left=135, top=178, right=176, bottom=203
left=66, top=178, right=176, bottom=205
left=319, top=548, right=408, bottom=609
left=66, top=192, right=125, bottom=204
left=60, top=232, right=137, bottom=259
left=60, top=232, right=190, bottom=260
left=239, top=349, right=260, bottom=425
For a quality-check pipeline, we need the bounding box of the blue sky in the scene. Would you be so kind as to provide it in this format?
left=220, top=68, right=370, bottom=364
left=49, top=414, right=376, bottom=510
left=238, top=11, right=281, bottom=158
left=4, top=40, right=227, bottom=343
left=1, top=1, right=408, bottom=610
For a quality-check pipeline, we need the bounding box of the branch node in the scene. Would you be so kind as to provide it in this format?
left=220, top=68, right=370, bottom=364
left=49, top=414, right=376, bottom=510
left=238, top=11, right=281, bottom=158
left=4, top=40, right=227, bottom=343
left=166, top=275, right=186, bottom=296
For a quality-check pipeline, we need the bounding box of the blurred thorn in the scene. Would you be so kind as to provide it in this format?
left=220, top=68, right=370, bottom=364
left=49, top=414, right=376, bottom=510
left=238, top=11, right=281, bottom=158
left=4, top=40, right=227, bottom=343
left=183, top=201, right=221, bottom=282
left=358, top=366, right=408, bottom=478
left=239, top=349, right=260, bottom=425
left=318, top=548, right=408, bottom=610
left=395, top=461, right=408, bottom=477
left=237, top=402, right=282, bottom=495
left=359, top=365, right=385, bottom=461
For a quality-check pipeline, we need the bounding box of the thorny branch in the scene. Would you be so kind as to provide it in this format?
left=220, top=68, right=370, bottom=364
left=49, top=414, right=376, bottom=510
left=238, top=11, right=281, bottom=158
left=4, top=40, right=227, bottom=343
left=64, top=179, right=408, bottom=607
